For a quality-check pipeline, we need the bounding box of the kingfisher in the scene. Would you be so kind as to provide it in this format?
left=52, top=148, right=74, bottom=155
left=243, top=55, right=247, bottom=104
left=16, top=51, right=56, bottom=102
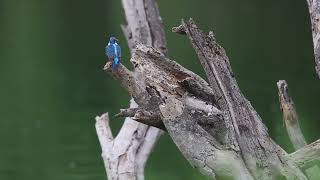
left=105, top=36, right=121, bottom=70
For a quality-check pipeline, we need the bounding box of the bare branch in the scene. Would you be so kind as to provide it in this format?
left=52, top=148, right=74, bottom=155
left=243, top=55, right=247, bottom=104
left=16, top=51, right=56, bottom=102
left=185, top=96, right=222, bottom=115
left=288, top=139, right=320, bottom=169
left=95, top=113, right=114, bottom=155
left=159, top=97, right=254, bottom=180
left=115, top=108, right=139, bottom=117
left=173, top=19, right=308, bottom=179
left=277, top=80, right=307, bottom=150
left=136, top=126, right=163, bottom=180
left=104, top=62, right=144, bottom=97
left=95, top=113, right=114, bottom=179
left=96, top=0, right=168, bottom=179
left=115, top=108, right=165, bottom=130
left=306, top=0, right=320, bottom=78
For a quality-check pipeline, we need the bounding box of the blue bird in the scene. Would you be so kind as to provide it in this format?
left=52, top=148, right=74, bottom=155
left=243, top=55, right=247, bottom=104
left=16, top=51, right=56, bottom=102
left=105, top=37, right=121, bottom=70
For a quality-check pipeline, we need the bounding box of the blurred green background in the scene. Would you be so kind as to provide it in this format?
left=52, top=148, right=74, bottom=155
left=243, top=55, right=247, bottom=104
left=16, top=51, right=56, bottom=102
left=0, top=0, right=319, bottom=179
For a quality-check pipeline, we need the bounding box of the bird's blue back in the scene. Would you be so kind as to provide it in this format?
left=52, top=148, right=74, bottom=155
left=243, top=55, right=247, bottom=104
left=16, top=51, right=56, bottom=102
left=106, top=43, right=121, bottom=60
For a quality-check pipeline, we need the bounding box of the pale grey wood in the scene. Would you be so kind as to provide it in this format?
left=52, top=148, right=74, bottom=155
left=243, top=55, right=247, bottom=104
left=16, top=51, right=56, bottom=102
left=102, top=5, right=320, bottom=178
left=306, top=0, right=320, bottom=78
left=173, top=19, right=307, bottom=179
left=96, top=0, right=167, bottom=179
left=106, top=34, right=314, bottom=179
left=289, top=139, right=320, bottom=169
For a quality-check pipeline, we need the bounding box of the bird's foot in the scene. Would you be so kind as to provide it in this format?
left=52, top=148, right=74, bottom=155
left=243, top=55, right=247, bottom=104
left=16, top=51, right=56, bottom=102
left=103, top=61, right=113, bottom=70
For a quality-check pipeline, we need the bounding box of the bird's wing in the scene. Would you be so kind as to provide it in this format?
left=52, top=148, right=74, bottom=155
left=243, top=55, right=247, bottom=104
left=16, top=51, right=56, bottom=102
left=106, top=45, right=114, bottom=59
left=113, top=43, right=121, bottom=57
left=116, top=44, right=121, bottom=57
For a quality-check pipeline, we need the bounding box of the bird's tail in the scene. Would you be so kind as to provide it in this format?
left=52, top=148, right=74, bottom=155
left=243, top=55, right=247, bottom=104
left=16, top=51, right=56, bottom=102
left=112, top=57, right=120, bottom=70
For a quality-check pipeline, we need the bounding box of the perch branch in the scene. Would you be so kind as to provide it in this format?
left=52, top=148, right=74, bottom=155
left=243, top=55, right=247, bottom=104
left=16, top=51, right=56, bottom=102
left=104, top=62, right=143, bottom=96
left=96, top=0, right=167, bottom=179
left=277, top=80, right=307, bottom=149
left=306, top=0, right=320, bottom=78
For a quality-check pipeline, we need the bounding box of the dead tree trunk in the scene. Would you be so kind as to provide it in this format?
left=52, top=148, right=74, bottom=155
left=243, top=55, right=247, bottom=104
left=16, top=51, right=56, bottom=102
left=97, top=0, right=320, bottom=179
left=95, top=0, right=167, bottom=179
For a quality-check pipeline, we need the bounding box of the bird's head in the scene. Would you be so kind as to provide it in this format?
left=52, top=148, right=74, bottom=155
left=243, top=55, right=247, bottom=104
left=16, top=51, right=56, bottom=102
left=109, top=36, right=118, bottom=44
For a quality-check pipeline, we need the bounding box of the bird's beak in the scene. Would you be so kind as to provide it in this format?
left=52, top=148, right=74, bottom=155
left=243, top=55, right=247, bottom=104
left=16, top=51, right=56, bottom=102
left=116, top=38, right=119, bottom=42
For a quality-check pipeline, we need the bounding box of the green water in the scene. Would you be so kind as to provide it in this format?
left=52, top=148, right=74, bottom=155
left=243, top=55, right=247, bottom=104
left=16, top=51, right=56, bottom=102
left=0, top=0, right=319, bottom=179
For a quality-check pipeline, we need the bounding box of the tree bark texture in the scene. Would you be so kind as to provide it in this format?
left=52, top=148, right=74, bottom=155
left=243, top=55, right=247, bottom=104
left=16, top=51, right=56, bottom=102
left=306, top=0, right=320, bottom=78
left=99, top=1, right=320, bottom=179
left=95, top=0, right=167, bottom=179
left=277, top=80, right=307, bottom=150
left=102, top=18, right=320, bottom=179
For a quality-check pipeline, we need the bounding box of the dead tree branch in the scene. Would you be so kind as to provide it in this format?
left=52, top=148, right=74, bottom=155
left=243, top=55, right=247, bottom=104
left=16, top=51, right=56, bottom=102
left=98, top=0, right=320, bottom=178
left=95, top=0, right=167, bottom=179
left=288, top=139, right=320, bottom=169
left=172, top=19, right=307, bottom=179
left=277, top=80, right=307, bottom=149
left=306, top=0, right=320, bottom=78
left=95, top=110, right=161, bottom=180
left=277, top=80, right=320, bottom=179
left=107, top=19, right=311, bottom=179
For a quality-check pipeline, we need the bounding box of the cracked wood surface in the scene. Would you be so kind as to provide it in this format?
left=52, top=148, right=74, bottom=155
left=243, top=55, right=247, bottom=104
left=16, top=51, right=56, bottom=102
left=95, top=108, right=161, bottom=180
left=102, top=8, right=319, bottom=178
left=173, top=19, right=307, bottom=179
left=106, top=40, right=311, bottom=179
left=306, top=0, right=320, bottom=78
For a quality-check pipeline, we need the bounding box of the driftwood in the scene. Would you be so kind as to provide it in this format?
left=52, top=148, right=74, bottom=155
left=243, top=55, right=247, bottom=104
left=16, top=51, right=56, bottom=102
left=97, top=0, right=320, bottom=179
